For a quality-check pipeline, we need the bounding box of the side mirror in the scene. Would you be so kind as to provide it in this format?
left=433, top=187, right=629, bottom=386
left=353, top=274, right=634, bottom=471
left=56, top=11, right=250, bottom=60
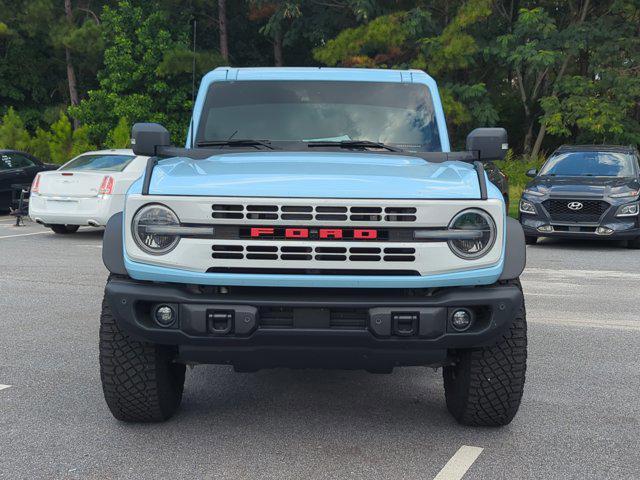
left=131, top=123, right=171, bottom=156
left=526, top=168, right=538, bottom=178
left=466, top=128, right=508, bottom=161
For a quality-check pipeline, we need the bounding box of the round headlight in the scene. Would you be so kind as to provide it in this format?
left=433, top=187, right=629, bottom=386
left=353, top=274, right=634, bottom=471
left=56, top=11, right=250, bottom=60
left=447, top=209, right=496, bottom=260
left=132, top=204, right=180, bottom=255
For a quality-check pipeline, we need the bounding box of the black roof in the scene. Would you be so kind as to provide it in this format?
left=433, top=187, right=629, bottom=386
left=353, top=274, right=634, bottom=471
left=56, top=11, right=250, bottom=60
left=554, top=144, right=637, bottom=153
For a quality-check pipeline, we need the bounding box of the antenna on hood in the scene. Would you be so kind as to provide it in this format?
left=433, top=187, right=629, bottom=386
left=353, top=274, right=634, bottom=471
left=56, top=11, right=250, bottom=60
left=190, top=19, right=197, bottom=149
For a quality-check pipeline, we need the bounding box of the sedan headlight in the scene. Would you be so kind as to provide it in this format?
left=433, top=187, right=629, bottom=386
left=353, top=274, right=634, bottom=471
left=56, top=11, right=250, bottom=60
left=447, top=209, right=496, bottom=260
left=616, top=202, right=639, bottom=217
left=519, top=199, right=536, bottom=215
left=132, top=204, right=181, bottom=255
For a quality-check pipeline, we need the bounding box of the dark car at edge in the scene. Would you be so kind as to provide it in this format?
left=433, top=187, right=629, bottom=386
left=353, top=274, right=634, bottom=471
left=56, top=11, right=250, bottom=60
left=519, top=145, right=640, bottom=248
left=0, top=150, right=57, bottom=212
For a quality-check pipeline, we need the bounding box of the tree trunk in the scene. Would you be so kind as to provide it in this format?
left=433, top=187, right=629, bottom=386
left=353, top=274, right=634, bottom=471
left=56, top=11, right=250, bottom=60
left=530, top=0, right=590, bottom=159
left=218, top=0, right=229, bottom=62
left=64, top=0, right=79, bottom=128
left=274, top=29, right=284, bottom=66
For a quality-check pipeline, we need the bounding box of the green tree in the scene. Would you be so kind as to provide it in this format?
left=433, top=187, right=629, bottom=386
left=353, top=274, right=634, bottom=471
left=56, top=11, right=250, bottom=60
left=0, top=108, right=31, bottom=151
left=106, top=117, right=132, bottom=148
left=72, top=0, right=224, bottom=145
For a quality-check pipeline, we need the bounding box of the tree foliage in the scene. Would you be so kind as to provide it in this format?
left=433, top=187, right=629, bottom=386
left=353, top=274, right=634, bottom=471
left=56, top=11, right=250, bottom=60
left=0, top=0, right=639, bottom=161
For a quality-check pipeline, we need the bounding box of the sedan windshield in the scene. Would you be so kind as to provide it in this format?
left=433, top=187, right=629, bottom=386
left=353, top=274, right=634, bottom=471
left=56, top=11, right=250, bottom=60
left=196, top=80, right=442, bottom=151
left=60, top=154, right=135, bottom=172
left=539, top=151, right=636, bottom=177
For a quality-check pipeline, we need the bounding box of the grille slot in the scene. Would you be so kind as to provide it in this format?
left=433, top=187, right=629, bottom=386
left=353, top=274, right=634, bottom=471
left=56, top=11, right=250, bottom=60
left=212, top=244, right=243, bottom=252
left=281, top=214, right=313, bottom=220
left=384, top=247, right=415, bottom=254
left=246, top=245, right=278, bottom=252
left=281, top=254, right=313, bottom=260
left=210, top=244, right=416, bottom=264
left=247, top=205, right=278, bottom=212
left=281, top=246, right=312, bottom=253
left=316, top=247, right=347, bottom=253
left=211, top=203, right=417, bottom=222
left=212, top=252, right=243, bottom=259
left=316, top=214, right=348, bottom=221
left=350, top=255, right=381, bottom=262
left=543, top=199, right=610, bottom=223
left=316, top=206, right=347, bottom=213
left=247, top=253, right=278, bottom=260
left=349, top=247, right=381, bottom=254
left=316, top=254, right=347, bottom=261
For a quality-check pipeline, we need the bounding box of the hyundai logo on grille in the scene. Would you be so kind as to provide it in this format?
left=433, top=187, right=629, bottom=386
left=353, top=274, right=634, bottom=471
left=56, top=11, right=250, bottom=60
left=567, top=201, right=584, bottom=211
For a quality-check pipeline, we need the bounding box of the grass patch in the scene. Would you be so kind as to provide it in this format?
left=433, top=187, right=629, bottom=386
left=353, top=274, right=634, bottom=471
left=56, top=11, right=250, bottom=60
left=495, top=153, right=546, bottom=218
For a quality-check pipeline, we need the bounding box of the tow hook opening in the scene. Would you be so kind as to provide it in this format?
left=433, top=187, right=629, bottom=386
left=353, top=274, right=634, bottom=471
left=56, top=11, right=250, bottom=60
left=391, top=312, right=419, bottom=336
left=207, top=310, right=234, bottom=335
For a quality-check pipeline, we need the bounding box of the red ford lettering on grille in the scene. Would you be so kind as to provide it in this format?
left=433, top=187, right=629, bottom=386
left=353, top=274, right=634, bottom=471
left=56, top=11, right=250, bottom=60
left=250, top=227, right=275, bottom=237
left=249, top=227, right=378, bottom=240
left=285, top=228, right=309, bottom=238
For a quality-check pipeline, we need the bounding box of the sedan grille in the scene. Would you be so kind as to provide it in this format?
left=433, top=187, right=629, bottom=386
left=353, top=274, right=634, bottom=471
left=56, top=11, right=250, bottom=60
left=543, top=199, right=609, bottom=223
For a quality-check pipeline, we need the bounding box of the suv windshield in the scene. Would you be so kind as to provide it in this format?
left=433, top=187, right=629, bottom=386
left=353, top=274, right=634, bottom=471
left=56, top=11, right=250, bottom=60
left=539, top=151, right=636, bottom=177
left=196, top=80, right=441, bottom=151
left=60, top=154, right=135, bottom=172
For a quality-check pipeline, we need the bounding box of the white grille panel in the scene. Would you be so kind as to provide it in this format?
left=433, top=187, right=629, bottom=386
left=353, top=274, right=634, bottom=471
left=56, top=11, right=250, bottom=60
left=124, top=195, right=505, bottom=277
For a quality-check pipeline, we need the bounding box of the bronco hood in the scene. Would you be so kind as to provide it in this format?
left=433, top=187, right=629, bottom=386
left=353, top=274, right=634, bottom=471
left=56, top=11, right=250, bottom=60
left=146, top=151, right=482, bottom=199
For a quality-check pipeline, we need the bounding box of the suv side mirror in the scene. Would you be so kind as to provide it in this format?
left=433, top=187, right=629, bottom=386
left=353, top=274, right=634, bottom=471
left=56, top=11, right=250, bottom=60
left=526, top=168, right=538, bottom=178
left=466, top=128, right=508, bottom=161
left=131, top=123, right=172, bottom=156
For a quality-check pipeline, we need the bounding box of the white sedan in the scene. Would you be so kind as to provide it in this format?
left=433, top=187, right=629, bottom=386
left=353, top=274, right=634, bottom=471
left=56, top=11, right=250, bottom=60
left=29, top=149, right=149, bottom=234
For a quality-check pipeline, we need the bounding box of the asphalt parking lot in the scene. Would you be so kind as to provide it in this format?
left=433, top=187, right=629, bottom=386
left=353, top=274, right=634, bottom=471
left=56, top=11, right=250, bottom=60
left=1, top=215, right=638, bottom=480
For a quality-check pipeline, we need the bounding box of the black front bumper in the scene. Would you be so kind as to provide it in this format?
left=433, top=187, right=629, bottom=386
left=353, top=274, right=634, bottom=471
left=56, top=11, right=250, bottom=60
left=105, top=278, right=523, bottom=371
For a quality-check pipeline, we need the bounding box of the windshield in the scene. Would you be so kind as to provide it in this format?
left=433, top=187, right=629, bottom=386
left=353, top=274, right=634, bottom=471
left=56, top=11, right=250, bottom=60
left=60, top=154, right=135, bottom=172
left=539, top=151, right=636, bottom=177
left=196, top=80, right=441, bottom=151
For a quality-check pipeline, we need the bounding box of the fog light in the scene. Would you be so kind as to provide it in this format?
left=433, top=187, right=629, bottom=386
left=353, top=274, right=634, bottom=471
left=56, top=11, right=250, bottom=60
left=154, top=305, right=176, bottom=327
left=537, top=225, right=554, bottom=233
left=451, top=309, right=473, bottom=331
left=596, top=226, right=614, bottom=235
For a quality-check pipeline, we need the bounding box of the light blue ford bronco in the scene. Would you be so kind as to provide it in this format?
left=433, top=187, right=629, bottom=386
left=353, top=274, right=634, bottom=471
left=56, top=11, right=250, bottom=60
left=100, top=67, right=527, bottom=426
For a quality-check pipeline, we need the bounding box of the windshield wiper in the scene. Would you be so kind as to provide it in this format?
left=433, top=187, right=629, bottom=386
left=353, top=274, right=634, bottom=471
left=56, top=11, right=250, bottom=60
left=197, top=139, right=274, bottom=150
left=306, top=140, right=402, bottom=152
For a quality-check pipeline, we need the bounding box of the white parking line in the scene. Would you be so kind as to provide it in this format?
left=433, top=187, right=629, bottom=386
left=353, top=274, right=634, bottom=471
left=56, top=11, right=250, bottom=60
left=433, top=446, right=483, bottom=480
left=0, top=231, right=51, bottom=239
left=0, top=385, right=11, bottom=391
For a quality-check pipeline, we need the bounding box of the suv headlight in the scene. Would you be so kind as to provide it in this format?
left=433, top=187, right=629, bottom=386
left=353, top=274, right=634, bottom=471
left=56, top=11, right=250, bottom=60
left=519, top=199, right=536, bottom=214
left=448, top=209, right=497, bottom=260
left=132, top=204, right=181, bottom=254
left=616, top=202, right=639, bottom=217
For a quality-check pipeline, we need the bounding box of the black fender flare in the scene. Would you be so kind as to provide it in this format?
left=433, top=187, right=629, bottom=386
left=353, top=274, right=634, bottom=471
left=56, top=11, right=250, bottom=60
left=499, top=217, right=527, bottom=280
left=102, top=212, right=127, bottom=276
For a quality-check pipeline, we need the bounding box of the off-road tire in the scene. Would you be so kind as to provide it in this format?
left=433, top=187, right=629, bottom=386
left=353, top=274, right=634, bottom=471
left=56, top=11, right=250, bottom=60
left=626, top=237, right=640, bottom=249
left=443, top=280, right=527, bottom=427
left=50, top=224, right=79, bottom=234
left=524, top=235, right=537, bottom=245
left=99, top=294, right=185, bottom=422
